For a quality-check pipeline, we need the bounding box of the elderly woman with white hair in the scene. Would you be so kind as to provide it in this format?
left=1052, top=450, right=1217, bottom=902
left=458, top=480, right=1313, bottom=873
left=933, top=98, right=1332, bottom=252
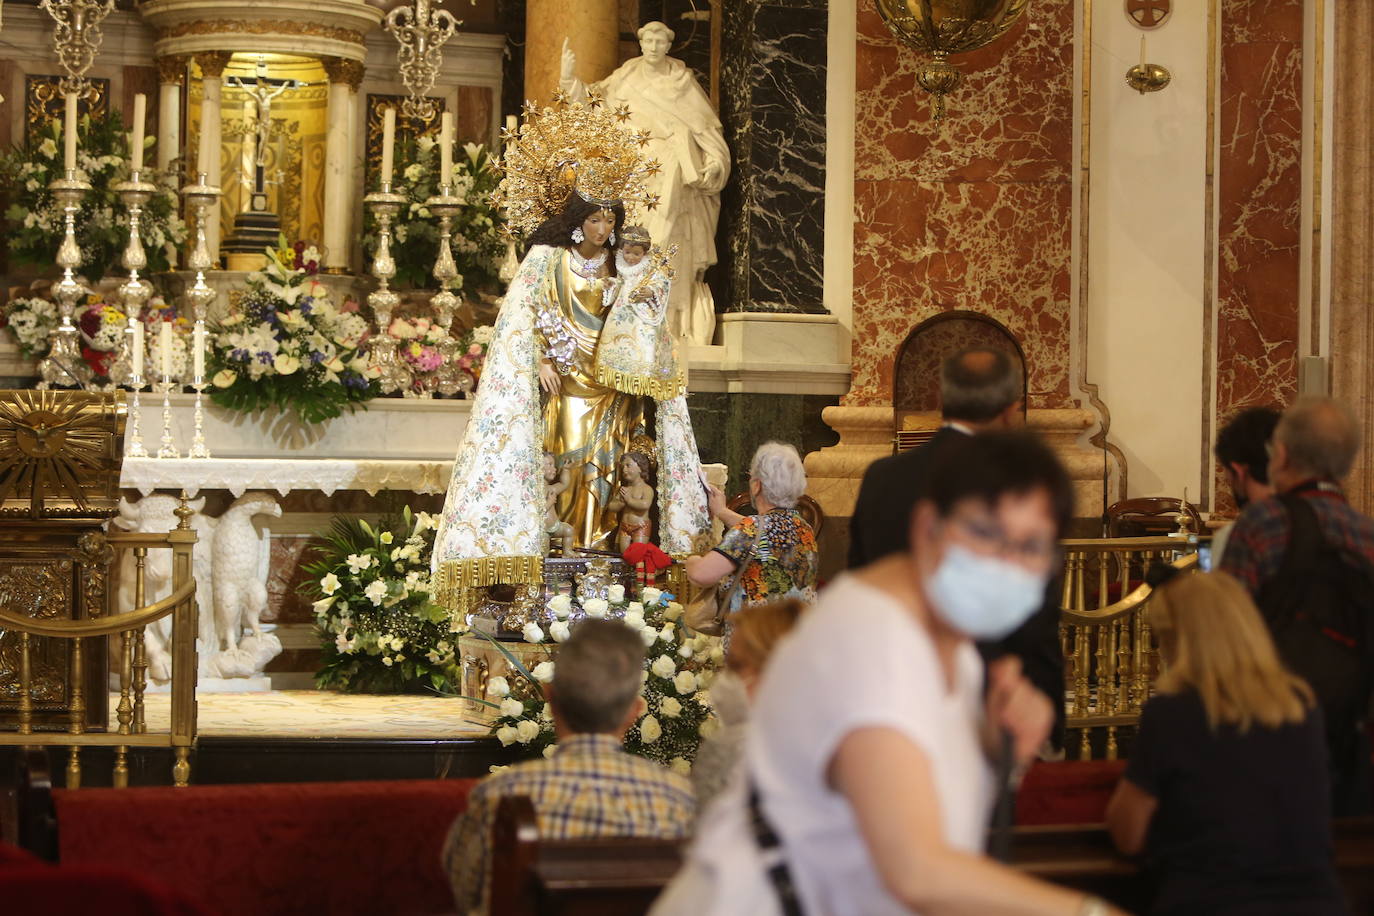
left=685, top=442, right=818, bottom=645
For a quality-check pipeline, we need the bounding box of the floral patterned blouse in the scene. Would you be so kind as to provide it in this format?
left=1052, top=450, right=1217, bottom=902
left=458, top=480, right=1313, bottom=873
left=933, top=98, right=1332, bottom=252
left=713, top=508, right=819, bottom=625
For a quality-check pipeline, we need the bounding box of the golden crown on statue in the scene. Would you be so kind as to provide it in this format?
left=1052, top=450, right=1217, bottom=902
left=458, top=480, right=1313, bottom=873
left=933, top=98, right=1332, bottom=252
left=494, top=91, right=662, bottom=238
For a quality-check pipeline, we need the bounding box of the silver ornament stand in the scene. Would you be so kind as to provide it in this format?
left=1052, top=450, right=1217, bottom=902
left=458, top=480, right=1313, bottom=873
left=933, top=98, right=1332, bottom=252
left=364, top=183, right=413, bottom=395
left=113, top=168, right=158, bottom=453
left=182, top=175, right=220, bottom=459
left=39, top=169, right=94, bottom=389
left=425, top=183, right=465, bottom=397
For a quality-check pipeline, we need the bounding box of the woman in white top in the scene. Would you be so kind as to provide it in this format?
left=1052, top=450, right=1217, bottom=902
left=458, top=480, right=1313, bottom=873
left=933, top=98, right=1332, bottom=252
left=655, top=432, right=1126, bottom=916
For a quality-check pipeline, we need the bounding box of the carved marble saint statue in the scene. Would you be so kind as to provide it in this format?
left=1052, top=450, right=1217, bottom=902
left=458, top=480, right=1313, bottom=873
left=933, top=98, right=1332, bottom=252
left=560, top=21, right=730, bottom=347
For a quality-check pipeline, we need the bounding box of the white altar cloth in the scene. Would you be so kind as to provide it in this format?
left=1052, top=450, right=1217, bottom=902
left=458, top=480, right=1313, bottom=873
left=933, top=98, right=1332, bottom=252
left=121, top=457, right=456, bottom=497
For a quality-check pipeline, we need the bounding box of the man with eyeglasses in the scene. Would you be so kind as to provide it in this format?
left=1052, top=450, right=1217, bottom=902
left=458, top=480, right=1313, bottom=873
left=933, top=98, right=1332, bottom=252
left=1219, top=397, right=1374, bottom=815
left=849, top=347, right=1064, bottom=750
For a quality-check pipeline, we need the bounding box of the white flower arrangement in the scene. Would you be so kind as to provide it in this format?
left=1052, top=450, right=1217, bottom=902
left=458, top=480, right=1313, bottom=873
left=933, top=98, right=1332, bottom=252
left=482, top=583, right=723, bottom=770
left=304, top=508, right=456, bottom=693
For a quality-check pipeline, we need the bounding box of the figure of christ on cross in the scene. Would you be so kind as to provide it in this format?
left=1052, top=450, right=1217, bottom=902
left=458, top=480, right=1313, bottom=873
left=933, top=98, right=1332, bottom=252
left=226, top=56, right=307, bottom=209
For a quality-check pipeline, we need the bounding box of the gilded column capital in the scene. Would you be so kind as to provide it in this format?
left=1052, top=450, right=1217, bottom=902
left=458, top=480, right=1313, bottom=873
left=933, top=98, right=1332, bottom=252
left=322, top=56, right=366, bottom=92
left=193, top=51, right=233, bottom=81
left=155, top=55, right=189, bottom=86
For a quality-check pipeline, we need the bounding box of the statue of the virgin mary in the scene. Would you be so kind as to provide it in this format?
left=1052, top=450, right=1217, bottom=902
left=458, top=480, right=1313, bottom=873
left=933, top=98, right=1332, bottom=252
left=431, top=94, right=710, bottom=609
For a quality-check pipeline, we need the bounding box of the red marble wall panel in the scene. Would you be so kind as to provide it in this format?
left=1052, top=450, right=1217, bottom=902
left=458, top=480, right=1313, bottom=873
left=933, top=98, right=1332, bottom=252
left=1214, top=0, right=1303, bottom=507
left=1216, top=0, right=1303, bottom=414
left=849, top=0, right=1074, bottom=408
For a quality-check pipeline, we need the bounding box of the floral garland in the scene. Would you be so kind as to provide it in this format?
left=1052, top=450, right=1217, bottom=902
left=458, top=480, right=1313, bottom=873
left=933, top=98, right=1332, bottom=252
left=484, top=585, right=723, bottom=773
left=362, top=137, right=506, bottom=291
left=0, top=111, right=187, bottom=281
left=208, top=240, right=378, bottom=424
left=303, top=508, right=460, bottom=693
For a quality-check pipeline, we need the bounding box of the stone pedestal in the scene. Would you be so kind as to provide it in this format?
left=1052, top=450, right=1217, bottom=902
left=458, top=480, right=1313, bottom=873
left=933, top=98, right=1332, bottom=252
left=804, top=406, right=1106, bottom=522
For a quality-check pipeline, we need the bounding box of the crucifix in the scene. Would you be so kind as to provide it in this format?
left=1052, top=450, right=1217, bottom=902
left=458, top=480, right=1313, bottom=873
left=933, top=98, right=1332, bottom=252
left=226, top=56, right=305, bottom=214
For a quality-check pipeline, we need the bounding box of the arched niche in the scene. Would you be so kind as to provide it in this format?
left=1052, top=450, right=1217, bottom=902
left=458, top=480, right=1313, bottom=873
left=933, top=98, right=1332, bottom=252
left=892, top=311, right=1027, bottom=429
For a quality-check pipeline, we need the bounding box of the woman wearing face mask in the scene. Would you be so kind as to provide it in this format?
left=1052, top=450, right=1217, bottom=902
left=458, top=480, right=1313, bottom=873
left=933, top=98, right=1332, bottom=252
left=653, top=432, right=1125, bottom=916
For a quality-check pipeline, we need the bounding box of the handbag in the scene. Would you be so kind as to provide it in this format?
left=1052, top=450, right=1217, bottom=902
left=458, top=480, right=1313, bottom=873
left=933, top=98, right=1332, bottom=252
left=684, top=525, right=760, bottom=636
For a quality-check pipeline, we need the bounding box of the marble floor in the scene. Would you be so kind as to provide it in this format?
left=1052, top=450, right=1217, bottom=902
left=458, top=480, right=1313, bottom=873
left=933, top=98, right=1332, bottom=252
left=134, top=690, right=491, bottom=740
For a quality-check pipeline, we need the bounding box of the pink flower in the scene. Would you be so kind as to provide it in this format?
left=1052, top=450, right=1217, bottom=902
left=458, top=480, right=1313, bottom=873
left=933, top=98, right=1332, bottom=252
left=458, top=356, right=472, bottom=369
left=468, top=343, right=482, bottom=356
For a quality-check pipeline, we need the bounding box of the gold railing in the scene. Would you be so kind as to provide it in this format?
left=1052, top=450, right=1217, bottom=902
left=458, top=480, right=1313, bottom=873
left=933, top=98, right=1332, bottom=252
left=0, top=507, right=198, bottom=787
left=1060, top=537, right=1198, bottom=760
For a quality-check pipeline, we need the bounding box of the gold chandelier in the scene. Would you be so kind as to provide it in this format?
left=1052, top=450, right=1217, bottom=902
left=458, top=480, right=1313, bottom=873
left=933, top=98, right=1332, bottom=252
left=874, top=0, right=1030, bottom=120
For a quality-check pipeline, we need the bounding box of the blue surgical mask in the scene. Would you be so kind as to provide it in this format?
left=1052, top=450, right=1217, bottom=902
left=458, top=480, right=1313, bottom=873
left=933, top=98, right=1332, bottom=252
left=926, top=543, right=1047, bottom=640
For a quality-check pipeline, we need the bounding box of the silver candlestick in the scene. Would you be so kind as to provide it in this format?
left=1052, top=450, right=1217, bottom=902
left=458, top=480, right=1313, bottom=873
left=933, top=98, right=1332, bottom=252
left=39, top=169, right=94, bottom=389
left=125, top=321, right=148, bottom=458
left=364, top=183, right=413, bottom=395
left=182, top=175, right=220, bottom=459
left=155, top=372, right=179, bottom=459
left=426, top=183, right=466, bottom=397
left=111, top=168, right=156, bottom=400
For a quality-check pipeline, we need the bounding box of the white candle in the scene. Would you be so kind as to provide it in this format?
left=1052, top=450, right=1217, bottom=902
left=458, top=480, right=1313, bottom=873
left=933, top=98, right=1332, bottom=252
left=505, top=114, right=517, bottom=135
left=381, top=107, right=396, bottom=186
left=131, top=93, right=147, bottom=172
left=130, top=318, right=143, bottom=379
left=440, top=111, right=454, bottom=187
left=159, top=321, right=172, bottom=380
left=193, top=323, right=206, bottom=380
left=1139, top=35, right=1147, bottom=68
left=64, top=92, right=78, bottom=172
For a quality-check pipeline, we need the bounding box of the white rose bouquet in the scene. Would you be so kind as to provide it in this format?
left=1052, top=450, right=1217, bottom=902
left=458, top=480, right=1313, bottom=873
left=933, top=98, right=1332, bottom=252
left=480, top=586, right=720, bottom=771
left=302, top=507, right=457, bottom=693
left=208, top=237, right=378, bottom=423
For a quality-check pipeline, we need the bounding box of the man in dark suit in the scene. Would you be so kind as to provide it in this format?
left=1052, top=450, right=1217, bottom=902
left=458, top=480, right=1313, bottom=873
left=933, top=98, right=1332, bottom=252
left=849, top=347, right=1065, bottom=748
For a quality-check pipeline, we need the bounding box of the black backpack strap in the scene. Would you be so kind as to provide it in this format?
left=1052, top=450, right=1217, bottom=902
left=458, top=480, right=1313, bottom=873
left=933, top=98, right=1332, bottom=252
left=1259, top=493, right=1323, bottom=633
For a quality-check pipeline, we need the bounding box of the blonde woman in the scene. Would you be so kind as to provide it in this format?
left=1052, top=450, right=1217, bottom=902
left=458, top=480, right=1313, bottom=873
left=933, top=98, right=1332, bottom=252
left=1107, top=572, right=1343, bottom=916
left=691, top=599, right=806, bottom=810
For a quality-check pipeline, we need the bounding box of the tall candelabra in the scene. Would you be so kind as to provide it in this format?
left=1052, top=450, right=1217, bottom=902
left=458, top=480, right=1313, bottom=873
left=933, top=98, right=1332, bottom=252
left=181, top=174, right=221, bottom=459
left=113, top=169, right=157, bottom=453
left=425, top=183, right=469, bottom=397
left=38, top=170, right=94, bottom=389
left=364, top=183, right=413, bottom=395
left=384, top=0, right=459, bottom=121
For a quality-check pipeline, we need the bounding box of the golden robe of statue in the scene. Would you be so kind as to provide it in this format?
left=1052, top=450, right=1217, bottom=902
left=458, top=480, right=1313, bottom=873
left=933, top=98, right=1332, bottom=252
left=538, top=250, right=644, bottom=548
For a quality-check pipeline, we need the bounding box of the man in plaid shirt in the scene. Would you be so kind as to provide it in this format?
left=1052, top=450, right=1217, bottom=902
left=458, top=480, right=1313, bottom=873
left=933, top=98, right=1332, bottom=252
left=442, top=619, right=694, bottom=914
left=1220, top=397, right=1374, bottom=814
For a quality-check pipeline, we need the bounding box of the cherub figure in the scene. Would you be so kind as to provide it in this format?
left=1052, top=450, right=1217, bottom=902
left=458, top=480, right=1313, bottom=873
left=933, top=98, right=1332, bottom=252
left=607, top=451, right=655, bottom=554
left=543, top=452, right=576, bottom=555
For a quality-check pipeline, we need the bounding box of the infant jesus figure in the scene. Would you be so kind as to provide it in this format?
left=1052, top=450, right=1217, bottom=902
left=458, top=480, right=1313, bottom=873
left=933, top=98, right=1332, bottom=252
left=606, top=451, right=655, bottom=554
left=594, top=226, right=683, bottom=399
left=542, top=452, right=576, bottom=555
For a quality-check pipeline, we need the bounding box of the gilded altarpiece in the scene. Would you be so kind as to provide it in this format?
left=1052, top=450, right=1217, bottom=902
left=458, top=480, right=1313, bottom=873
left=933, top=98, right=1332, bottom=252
left=24, top=76, right=110, bottom=146
left=0, top=392, right=126, bottom=732
left=187, top=59, right=328, bottom=247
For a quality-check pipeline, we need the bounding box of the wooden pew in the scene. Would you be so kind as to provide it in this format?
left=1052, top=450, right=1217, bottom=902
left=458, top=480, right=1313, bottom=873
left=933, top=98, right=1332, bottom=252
left=488, top=795, right=683, bottom=915
left=489, top=793, right=1374, bottom=915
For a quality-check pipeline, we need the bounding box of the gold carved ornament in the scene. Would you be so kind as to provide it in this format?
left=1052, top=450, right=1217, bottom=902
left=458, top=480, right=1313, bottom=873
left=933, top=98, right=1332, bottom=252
left=0, top=390, right=125, bottom=520
left=24, top=75, right=108, bottom=147
left=158, top=20, right=365, bottom=48
left=494, top=92, right=662, bottom=240
left=873, top=0, right=1030, bottom=120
